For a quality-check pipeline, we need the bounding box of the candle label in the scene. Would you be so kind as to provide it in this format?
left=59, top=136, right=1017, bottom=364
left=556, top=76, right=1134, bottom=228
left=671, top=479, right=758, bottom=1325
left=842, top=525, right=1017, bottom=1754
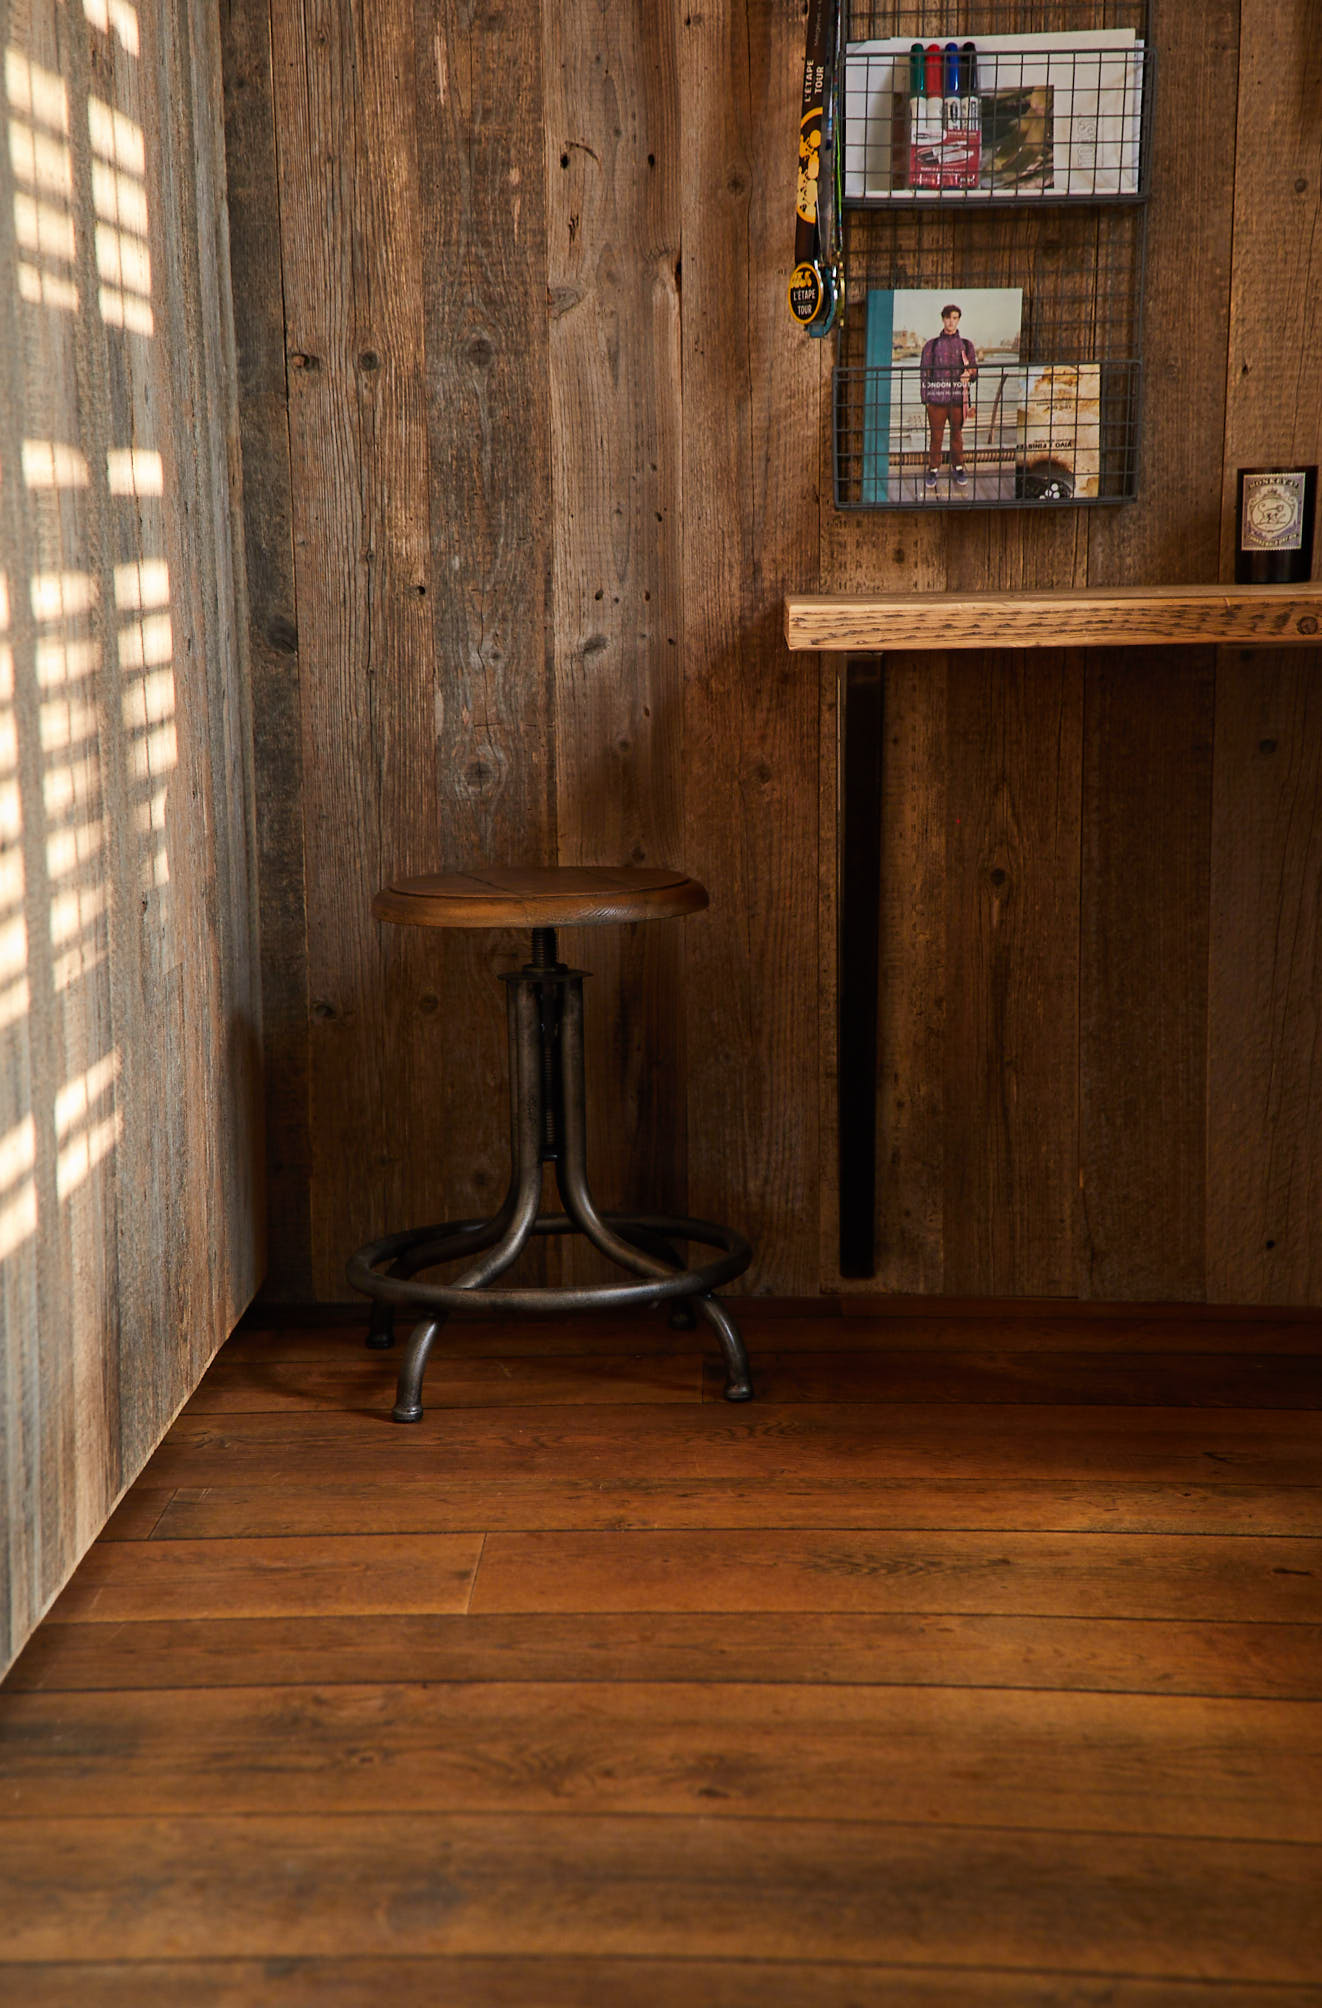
left=1241, top=472, right=1308, bottom=552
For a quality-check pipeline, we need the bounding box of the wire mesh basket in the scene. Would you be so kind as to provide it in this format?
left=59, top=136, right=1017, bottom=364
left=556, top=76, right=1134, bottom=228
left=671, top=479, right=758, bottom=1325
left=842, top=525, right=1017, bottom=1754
left=831, top=201, right=1143, bottom=509
left=843, top=36, right=1151, bottom=205
left=833, top=356, right=1140, bottom=506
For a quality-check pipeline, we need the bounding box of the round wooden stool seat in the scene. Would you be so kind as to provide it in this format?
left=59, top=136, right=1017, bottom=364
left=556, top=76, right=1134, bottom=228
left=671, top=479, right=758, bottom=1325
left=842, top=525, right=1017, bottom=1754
left=374, top=865, right=708, bottom=930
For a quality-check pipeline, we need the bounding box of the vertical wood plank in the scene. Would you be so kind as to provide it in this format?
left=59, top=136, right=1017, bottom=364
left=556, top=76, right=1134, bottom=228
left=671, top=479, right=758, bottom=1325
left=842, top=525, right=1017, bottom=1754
left=543, top=0, right=686, bottom=1244
left=203, top=0, right=264, bottom=1339
left=349, top=4, right=442, bottom=1279
left=1217, top=0, right=1322, bottom=588
left=871, top=653, right=947, bottom=1296
left=1209, top=0, right=1322, bottom=1307
left=28, top=0, right=130, bottom=1554
left=1071, top=0, right=1236, bottom=1306
left=1079, top=652, right=1213, bottom=1300
left=836, top=657, right=883, bottom=1278
left=943, top=652, right=1083, bottom=1297
left=680, top=0, right=822, bottom=1293
left=0, top=0, right=59, bottom=1657
left=1085, top=0, right=1237, bottom=590
left=115, top=0, right=217, bottom=1467
left=160, top=0, right=262, bottom=1379
left=411, top=0, right=554, bottom=1245
left=816, top=651, right=842, bottom=1293
left=271, top=0, right=437, bottom=1293
left=1208, top=662, right=1322, bottom=1304
left=221, top=0, right=311, bottom=1296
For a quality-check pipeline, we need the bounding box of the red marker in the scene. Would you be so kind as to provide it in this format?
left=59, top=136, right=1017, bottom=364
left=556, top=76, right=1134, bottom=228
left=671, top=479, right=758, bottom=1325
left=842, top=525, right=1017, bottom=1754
left=924, top=42, right=943, bottom=97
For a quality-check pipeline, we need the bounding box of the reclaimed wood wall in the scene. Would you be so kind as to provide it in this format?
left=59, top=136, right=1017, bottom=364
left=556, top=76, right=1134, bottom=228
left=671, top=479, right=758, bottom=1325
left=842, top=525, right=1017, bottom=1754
left=846, top=0, right=1322, bottom=1303
left=226, top=0, right=1322, bottom=1307
left=0, top=0, right=261, bottom=1671
left=225, top=0, right=822, bottom=1302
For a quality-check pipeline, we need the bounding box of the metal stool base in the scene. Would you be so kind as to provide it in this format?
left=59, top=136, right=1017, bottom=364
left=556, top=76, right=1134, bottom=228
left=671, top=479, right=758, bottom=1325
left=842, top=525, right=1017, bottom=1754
left=348, top=929, right=753, bottom=1421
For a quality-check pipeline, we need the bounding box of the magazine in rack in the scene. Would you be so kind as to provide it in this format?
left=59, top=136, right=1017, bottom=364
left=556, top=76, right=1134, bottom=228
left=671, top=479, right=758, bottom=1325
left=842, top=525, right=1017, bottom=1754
left=862, top=287, right=1024, bottom=504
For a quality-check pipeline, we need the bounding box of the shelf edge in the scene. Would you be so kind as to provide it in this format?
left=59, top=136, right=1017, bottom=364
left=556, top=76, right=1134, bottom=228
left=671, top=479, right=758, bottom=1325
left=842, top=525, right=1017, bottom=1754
left=784, top=586, right=1322, bottom=651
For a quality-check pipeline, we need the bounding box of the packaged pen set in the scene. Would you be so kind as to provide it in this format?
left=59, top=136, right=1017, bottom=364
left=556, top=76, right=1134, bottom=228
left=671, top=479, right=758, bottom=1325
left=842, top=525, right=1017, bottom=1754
left=903, top=41, right=980, bottom=191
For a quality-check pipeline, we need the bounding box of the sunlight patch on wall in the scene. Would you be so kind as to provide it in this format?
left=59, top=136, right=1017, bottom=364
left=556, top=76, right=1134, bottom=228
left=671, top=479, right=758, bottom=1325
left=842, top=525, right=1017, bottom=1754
left=29, top=570, right=97, bottom=623
left=88, top=95, right=151, bottom=335
left=0, top=576, right=28, bottom=1036
left=35, top=634, right=98, bottom=688
left=55, top=1050, right=121, bottom=1201
left=116, top=560, right=174, bottom=888
left=0, top=1113, right=36, bottom=1260
left=106, top=447, right=162, bottom=497
left=24, top=563, right=109, bottom=994
left=6, top=46, right=78, bottom=314
left=113, top=558, right=168, bottom=611
left=22, top=440, right=89, bottom=490
left=83, top=0, right=140, bottom=60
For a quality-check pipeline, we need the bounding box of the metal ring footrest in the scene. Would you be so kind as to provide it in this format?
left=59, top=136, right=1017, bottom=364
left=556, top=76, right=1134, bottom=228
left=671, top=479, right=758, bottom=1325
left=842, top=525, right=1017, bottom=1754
left=348, top=1212, right=750, bottom=1315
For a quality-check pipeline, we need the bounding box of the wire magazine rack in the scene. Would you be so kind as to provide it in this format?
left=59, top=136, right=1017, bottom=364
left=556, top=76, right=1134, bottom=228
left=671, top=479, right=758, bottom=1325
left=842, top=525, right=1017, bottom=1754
left=831, top=0, right=1149, bottom=511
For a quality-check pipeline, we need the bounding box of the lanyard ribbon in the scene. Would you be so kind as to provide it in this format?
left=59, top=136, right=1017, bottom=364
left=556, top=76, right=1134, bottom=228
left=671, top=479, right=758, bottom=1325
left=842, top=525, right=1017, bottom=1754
left=789, top=0, right=841, bottom=336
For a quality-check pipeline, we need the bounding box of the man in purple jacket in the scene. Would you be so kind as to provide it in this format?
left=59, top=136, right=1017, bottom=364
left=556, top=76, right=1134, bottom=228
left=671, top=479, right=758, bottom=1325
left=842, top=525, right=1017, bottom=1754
left=920, top=304, right=977, bottom=490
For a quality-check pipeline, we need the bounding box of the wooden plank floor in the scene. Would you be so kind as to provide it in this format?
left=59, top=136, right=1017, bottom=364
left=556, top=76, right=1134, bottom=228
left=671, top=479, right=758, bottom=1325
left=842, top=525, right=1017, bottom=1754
left=3, top=1305, right=1322, bottom=2004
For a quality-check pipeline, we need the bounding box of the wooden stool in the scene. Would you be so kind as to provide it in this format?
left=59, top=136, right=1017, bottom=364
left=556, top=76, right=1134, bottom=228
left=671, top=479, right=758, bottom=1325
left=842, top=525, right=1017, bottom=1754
left=347, top=866, right=754, bottom=1421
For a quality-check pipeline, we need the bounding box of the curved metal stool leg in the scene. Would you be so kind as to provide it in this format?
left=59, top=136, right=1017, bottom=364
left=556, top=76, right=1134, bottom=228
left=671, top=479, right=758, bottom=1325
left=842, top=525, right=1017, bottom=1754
left=696, top=1292, right=752, bottom=1401
left=392, top=1316, right=449, bottom=1423
left=390, top=976, right=544, bottom=1421
left=556, top=978, right=750, bottom=1399
left=367, top=1192, right=524, bottom=1351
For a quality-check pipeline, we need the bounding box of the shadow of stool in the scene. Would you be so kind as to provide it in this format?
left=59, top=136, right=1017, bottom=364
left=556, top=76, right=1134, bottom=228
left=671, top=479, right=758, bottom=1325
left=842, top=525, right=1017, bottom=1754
left=347, top=865, right=754, bottom=1421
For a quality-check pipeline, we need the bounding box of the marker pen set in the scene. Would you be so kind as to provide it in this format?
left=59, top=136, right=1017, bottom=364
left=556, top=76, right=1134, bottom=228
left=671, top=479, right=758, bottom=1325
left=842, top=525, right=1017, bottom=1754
left=904, top=37, right=981, bottom=190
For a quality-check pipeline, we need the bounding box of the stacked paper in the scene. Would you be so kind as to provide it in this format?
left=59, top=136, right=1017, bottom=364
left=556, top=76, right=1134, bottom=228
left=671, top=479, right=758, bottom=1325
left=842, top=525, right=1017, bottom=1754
left=842, top=30, right=1143, bottom=201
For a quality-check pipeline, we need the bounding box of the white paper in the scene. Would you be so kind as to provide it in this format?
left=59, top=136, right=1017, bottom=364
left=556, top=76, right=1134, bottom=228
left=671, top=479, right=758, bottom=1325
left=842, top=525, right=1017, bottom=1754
left=843, top=31, right=1143, bottom=201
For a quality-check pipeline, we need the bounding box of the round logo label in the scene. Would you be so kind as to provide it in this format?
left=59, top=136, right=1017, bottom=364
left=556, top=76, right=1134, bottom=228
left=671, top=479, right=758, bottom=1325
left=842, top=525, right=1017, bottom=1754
left=789, top=261, right=824, bottom=326
left=1243, top=473, right=1305, bottom=551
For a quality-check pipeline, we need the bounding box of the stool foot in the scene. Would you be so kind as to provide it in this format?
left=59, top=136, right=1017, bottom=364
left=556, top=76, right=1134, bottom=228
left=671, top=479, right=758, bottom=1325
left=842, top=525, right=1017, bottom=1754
left=698, top=1293, right=753, bottom=1401
left=392, top=1315, right=448, bottom=1423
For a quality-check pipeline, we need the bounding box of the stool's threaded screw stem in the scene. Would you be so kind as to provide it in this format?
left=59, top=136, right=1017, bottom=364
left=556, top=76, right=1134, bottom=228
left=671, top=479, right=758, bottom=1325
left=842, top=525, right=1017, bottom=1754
left=530, top=926, right=557, bottom=971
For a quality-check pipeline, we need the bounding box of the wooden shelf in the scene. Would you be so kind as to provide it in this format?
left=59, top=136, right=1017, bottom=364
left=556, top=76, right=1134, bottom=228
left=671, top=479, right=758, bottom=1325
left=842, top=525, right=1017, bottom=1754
left=785, top=584, right=1322, bottom=652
